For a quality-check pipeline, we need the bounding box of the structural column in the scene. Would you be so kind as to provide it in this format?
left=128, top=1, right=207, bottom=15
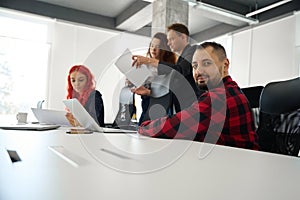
left=151, top=0, right=189, bottom=36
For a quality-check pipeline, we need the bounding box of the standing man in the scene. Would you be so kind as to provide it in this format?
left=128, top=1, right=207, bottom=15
left=133, top=23, right=201, bottom=113
left=138, top=42, right=259, bottom=150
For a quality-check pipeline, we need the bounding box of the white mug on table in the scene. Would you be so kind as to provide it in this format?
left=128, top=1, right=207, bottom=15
left=16, top=112, right=28, bottom=124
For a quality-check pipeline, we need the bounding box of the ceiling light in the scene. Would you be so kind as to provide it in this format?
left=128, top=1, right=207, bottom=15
left=192, top=1, right=259, bottom=25
left=246, top=0, right=293, bottom=17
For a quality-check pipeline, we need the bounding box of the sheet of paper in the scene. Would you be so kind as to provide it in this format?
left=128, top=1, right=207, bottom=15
left=124, top=65, right=152, bottom=87
left=115, top=48, right=153, bottom=87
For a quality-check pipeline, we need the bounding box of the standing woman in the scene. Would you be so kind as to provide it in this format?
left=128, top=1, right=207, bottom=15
left=66, top=65, right=105, bottom=127
left=132, top=32, right=177, bottom=124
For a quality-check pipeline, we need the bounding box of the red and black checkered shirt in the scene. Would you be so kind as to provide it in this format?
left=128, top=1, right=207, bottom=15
left=139, top=76, right=259, bottom=150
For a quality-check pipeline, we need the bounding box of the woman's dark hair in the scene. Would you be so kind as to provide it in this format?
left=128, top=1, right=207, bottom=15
left=147, top=32, right=176, bottom=64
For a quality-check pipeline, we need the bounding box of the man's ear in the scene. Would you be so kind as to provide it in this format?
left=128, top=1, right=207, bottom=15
left=181, top=33, right=187, bottom=42
left=224, top=58, right=229, bottom=68
left=223, top=58, right=230, bottom=74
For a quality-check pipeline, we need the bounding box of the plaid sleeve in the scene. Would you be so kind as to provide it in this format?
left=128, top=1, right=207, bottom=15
left=138, top=92, right=218, bottom=141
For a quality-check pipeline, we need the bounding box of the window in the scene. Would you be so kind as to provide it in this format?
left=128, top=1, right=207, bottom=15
left=0, top=10, right=50, bottom=123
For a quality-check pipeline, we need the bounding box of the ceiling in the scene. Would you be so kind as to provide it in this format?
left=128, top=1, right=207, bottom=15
left=0, top=0, right=299, bottom=40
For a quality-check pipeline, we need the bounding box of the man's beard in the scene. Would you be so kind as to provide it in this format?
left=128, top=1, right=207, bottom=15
left=196, top=74, right=222, bottom=91
left=196, top=82, right=208, bottom=91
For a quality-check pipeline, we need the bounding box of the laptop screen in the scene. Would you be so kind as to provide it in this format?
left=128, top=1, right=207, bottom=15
left=63, top=98, right=137, bottom=133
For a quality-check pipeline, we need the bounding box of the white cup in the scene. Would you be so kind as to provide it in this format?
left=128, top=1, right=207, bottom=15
left=16, top=112, right=28, bottom=124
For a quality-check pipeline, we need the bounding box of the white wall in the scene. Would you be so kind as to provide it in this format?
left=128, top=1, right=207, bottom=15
left=230, top=13, right=299, bottom=87
left=250, top=16, right=295, bottom=85
left=231, top=30, right=252, bottom=87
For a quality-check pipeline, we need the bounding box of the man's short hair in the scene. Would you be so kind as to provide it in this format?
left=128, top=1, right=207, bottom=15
left=198, top=42, right=227, bottom=61
left=167, top=23, right=189, bottom=36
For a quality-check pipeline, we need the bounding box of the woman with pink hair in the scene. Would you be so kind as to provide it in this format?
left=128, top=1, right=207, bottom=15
left=66, top=65, right=104, bottom=127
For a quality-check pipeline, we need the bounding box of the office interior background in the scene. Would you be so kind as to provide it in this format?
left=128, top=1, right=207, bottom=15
left=0, top=0, right=300, bottom=123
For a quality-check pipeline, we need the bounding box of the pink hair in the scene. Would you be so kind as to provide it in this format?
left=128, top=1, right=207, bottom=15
left=66, top=65, right=96, bottom=106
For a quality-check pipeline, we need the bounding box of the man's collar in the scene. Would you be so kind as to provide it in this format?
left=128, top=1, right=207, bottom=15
left=180, top=44, right=191, bottom=55
left=207, top=76, right=232, bottom=90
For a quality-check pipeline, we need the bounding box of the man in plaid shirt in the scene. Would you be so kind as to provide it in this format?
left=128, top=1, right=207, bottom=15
left=138, top=42, right=259, bottom=150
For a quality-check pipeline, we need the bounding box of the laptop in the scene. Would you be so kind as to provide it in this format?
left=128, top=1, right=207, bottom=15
left=0, top=123, right=60, bottom=131
left=62, top=98, right=137, bottom=133
left=31, top=108, right=71, bottom=126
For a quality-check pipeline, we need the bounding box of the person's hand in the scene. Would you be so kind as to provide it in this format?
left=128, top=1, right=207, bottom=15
left=131, top=86, right=151, bottom=96
left=65, top=112, right=81, bottom=127
left=132, top=55, right=158, bottom=68
left=132, top=55, right=147, bottom=68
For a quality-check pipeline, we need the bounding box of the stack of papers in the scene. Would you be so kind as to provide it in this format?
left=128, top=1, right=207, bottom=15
left=115, top=48, right=154, bottom=87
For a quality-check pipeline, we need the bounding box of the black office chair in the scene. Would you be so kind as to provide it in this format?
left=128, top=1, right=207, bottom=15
left=257, top=77, right=300, bottom=156
left=241, top=86, right=264, bottom=128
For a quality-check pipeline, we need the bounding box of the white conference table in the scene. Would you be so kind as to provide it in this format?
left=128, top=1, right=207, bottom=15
left=0, top=127, right=300, bottom=200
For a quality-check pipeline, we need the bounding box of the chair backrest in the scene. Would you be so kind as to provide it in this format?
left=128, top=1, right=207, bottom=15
left=257, top=77, right=300, bottom=156
left=241, top=86, right=264, bottom=128
left=260, top=77, right=300, bottom=114
left=112, top=85, right=137, bottom=129
left=241, top=86, right=264, bottom=108
left=37, top=100, right=45, bottom=109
